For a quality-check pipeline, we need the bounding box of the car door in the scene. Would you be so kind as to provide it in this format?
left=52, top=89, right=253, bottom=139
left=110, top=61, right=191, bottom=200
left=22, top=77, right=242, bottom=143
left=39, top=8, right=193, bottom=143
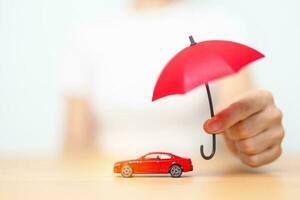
left=158, top=154, right=173, bottom=173
left=140, top=154, right=160, bottom=173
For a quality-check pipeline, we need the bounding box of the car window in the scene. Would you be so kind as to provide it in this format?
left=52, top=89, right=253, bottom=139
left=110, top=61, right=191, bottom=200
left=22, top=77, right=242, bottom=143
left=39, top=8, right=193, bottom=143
left=144, top=154, right=160, bottom=160
left=159, top=154, right=172, bottom=159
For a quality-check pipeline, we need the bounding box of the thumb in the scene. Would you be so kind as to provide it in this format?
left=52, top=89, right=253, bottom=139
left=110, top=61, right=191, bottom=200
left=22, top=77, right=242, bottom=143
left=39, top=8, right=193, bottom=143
left=203, top=115, right=224, bottom=134
left=203, top=90, right=269, bottom=134
left=203, top=102, right=245, bottom=134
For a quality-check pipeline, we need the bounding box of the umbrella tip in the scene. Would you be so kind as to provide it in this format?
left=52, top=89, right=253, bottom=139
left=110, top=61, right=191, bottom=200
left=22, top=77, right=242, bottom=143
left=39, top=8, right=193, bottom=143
left=189, top=35, right=196, bottom=46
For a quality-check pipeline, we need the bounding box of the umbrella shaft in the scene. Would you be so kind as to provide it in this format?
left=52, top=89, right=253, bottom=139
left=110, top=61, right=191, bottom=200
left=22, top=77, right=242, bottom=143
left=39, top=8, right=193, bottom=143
left=200, top=83, right=217, bottom=160
left=205, top=83, right=215, bottom=117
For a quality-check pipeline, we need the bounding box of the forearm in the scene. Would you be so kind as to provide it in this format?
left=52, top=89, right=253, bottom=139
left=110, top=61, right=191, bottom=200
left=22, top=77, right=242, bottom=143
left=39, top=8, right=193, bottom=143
left=216, top=68, right=253, bottom=109
left=63, top=97, right=97, bottom=155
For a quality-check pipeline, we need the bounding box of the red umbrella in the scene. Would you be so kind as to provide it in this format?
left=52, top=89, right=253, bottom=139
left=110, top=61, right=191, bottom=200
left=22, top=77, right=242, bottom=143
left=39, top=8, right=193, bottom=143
left=152, top=36, right=264, bottom=160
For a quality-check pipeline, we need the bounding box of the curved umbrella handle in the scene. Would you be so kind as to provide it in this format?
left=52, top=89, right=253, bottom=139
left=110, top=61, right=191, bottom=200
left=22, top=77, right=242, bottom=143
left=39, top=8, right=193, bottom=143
left=200, top=134, right=216, bottom=160
left=200, top=83, right=216, bottom=160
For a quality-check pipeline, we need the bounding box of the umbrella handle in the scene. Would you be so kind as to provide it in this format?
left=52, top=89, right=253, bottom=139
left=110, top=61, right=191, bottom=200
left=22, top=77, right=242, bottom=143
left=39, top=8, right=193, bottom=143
left=200, top=134, right=216, bottom=160
left=200, top=83, right=216, bottom=160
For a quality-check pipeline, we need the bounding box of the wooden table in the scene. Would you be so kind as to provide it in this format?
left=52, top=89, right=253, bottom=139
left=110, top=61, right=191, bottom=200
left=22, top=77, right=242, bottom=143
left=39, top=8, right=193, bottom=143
left=0, top=153, right=299, bottom=200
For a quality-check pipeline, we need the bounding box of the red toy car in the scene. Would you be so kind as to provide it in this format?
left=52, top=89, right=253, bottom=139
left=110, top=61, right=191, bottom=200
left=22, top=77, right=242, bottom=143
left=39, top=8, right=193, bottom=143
left=113, top=152, right=193, bottom=178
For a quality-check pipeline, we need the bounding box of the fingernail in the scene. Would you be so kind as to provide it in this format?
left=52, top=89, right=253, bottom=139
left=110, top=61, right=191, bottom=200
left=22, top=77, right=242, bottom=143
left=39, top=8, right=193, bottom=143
left=205, top=117, right=223, bottom=133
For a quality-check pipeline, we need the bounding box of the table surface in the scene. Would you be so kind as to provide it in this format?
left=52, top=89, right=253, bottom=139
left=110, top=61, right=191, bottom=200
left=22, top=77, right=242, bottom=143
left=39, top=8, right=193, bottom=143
left=0, top=153, right=299, bottom=200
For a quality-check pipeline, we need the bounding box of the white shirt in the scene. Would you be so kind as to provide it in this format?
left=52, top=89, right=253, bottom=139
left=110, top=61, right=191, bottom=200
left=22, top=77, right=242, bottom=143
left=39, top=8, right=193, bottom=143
left=59, top=3, right=246, bottom=156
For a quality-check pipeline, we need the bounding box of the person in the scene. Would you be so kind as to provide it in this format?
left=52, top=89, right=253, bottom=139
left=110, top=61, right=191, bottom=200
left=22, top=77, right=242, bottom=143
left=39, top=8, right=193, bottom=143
left=59, top=0, right=284, bottom=168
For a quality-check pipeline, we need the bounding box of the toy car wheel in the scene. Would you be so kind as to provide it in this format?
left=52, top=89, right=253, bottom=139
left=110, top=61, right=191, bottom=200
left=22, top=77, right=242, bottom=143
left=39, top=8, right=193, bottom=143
left=169, top=164, right=182, bottom=178
left=121, top=165, right=133, bottom=178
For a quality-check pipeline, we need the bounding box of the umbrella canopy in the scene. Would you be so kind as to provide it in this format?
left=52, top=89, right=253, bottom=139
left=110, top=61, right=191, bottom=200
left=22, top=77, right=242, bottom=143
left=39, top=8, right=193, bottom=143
left=152, top=36, right=264, bottom=159
left=152, top=38, right=264, bottom=101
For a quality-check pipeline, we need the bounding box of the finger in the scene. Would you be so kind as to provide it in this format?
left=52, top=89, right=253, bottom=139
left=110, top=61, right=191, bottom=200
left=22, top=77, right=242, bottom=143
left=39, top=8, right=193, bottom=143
left=223, top=135, right=239, bottom=155
left=239, top=145, right=282, bottom=168
left=204, top=90, right=273, bottom=133
left=224, top=106, right=283, bottom=140
left=236, top=126, right=285, bottom=155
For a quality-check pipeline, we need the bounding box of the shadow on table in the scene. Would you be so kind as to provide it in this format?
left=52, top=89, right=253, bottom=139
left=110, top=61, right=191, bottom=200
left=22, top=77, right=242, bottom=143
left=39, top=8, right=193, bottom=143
left=114, top=174, right=194, bottom=178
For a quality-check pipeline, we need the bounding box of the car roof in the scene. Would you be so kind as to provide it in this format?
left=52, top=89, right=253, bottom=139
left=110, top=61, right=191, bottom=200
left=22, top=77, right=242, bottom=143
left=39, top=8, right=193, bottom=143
left=146, top=152, right=174, bottom=156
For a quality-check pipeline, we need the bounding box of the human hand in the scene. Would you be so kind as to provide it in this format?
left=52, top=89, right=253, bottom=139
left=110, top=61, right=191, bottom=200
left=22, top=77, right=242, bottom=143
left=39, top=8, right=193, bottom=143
left=203, top=89, right=284, bottom=167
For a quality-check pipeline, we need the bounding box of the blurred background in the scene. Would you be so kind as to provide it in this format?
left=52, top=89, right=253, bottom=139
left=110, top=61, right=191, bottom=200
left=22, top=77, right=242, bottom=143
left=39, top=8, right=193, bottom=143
left=0, top=0, right=299, bottom=157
